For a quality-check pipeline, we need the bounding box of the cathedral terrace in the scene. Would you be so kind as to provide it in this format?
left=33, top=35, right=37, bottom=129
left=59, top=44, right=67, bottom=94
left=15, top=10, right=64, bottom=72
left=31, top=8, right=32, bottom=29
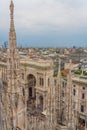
left=0, top=0, right=87, bottom=130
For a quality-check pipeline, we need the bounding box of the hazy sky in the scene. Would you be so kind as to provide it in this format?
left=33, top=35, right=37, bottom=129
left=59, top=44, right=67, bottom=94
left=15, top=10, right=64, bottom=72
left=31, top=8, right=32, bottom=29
left=1, top=0, right=87, bottom=47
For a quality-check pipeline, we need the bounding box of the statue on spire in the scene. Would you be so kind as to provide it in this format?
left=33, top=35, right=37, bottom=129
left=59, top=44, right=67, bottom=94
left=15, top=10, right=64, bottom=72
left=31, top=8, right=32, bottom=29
left=10, top=0, right=14, bottom=17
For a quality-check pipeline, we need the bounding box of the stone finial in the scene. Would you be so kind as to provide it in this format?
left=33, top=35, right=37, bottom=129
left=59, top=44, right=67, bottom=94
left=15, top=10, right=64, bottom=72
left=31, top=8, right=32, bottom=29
left=10, top=0, right=14, bottom=16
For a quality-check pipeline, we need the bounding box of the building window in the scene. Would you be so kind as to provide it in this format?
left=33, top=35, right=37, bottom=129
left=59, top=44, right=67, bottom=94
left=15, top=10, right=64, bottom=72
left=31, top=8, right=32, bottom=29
left=73, top=85, right=76, bottom=87
left=82, top=87, right=85, bottom=90
left=73, top=89, right=76, bottom=96
left=54, top=79, right=56, bottom=86
left=81, top=105, right=84, bottom=112
left=40, top=78, right=41, bottom=85
left=48, top=78, right=50, bottom=86
left=82, top=93, right=85, bottom=99
left=40, top=78, right=44, bottom=86
left=62, top=91, right=64, bottom=97
left=42, top=78, right=44, bottom=86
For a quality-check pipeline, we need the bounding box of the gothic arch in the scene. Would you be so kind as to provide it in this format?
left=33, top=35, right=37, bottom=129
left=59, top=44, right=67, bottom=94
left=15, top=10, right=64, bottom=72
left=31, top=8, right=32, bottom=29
left=27, top=74, right=36, bottom=98
left=25, top=68, right=37, bottom=81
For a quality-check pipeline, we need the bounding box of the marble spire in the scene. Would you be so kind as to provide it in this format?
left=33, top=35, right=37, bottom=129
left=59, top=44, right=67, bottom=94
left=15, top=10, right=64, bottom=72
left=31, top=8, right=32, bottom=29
left=9, top=0, right=16, bottom=49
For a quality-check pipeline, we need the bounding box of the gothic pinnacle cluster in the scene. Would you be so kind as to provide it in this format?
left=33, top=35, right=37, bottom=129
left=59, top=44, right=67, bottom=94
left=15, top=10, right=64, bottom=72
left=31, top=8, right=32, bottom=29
left=5, top=1, right=21, bottom=129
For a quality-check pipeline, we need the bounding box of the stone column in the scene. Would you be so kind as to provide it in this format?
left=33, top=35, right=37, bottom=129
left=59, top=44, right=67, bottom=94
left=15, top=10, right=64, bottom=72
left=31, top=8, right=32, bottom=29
left=31, top=78, right=34, bottom=97
left=36, top=92, right=39, bottom=108
left=43, top=94, right=46, bottom=111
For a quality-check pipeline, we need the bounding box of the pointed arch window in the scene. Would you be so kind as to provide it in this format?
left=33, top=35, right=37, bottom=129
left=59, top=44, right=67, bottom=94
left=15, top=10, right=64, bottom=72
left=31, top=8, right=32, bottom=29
left=82, top=93, right=85, bottom=99
left=81, top=105, right=84, bottom=112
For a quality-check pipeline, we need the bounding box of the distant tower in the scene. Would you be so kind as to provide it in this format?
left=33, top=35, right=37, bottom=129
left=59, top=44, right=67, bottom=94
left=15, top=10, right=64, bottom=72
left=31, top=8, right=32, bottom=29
left=6, top=0, right=21, bottom=129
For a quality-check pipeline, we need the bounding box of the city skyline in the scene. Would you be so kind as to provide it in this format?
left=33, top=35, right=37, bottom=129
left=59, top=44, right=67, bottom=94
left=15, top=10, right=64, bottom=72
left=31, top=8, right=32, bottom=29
left=1, top=0, right=87, bottom=47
